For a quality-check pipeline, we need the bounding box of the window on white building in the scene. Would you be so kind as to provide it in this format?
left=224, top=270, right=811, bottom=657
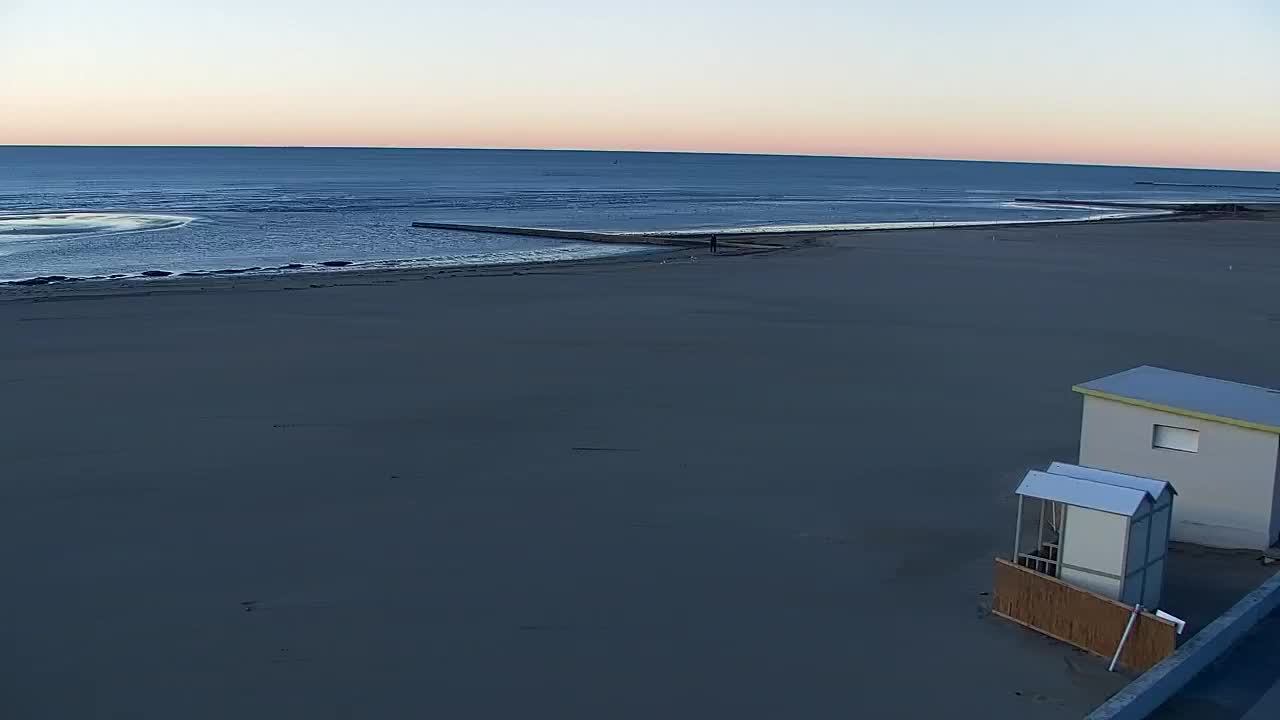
left=1153, top=425, right=1199, bottom=453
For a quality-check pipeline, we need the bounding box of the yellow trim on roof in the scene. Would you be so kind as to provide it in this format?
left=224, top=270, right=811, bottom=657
left=1072, top=386, right=1280, bottom=435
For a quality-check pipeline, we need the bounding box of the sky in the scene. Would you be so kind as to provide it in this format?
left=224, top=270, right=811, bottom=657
left=1, top=1, right=1277, bottom=170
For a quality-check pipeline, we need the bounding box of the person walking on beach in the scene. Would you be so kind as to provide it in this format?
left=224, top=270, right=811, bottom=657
left=709, top=234, right=719, bottom=254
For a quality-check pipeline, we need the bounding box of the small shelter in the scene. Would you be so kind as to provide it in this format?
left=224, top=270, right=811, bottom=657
left=1013, top=463, right=1175, bottom=608
left=1074, top=366, right=1280, bottom=550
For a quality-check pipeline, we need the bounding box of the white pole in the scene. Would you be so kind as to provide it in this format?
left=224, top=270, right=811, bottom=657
left=1109, top=604, right=1142, bottom=672
left=1037, top=500, right=1046, bottom=571
left=1013, top=496, right=1024, bottom=562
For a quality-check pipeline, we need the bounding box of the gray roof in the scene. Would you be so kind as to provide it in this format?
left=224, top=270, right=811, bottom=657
left=1016, top=470, right=1151, bottom=517
left=1074, top=365, right=1280, bottom=434
left=1046, top=462, right=1175, bottom=500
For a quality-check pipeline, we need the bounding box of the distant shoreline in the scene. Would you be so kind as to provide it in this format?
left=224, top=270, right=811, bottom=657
left=5, top=203, right=1272, bottom=299
left=1, top=201, right=1183, bottom=288
left=409, top=201, right=1181, bottom=248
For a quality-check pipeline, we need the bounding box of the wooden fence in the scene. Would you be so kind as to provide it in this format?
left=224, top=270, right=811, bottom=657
left=992, top=558, right=1177, bottom=672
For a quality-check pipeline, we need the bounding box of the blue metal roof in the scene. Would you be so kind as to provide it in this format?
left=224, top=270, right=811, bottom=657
left=1016, top=470, right=1151, bottom=517
left=1074, top=366, right=1280, bottom=434
left=1046, top=462, right=1175, bottom=500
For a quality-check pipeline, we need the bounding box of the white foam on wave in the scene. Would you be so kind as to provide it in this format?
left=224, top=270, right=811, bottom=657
left=0, top=212, right=194, bottom=240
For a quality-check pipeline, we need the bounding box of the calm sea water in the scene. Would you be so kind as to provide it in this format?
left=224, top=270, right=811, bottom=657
left=1, top=147, right=1276, bottom=282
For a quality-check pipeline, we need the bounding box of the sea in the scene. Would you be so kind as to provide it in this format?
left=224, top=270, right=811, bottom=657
left=1, top=146, right=1277, bottom=283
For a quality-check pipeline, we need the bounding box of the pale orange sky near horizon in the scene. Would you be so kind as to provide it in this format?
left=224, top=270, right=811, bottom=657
left=2, top=1, right=1278, bottom=172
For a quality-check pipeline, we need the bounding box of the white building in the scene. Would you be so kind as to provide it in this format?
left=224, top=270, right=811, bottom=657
left=1075, top=366, right=1280, bottom=550
left=1013, top=463, right=1174, bottom=607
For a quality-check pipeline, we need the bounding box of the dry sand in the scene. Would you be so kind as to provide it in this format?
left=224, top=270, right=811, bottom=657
left=2, top=211, right=1278, bottom=718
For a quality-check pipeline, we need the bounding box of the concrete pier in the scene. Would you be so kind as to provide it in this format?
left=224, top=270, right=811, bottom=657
left=409, top=222, right=807, bottom=251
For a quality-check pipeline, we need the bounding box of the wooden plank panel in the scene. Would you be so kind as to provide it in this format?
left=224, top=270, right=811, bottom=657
left=993, top=558, right=1176, bottom=672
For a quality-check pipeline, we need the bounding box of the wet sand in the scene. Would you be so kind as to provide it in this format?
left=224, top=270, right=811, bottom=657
left=2, top=210, right=1278, bottom=718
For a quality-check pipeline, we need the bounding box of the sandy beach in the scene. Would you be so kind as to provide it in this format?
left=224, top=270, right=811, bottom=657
left=2, top=210, right=1278, bottom=718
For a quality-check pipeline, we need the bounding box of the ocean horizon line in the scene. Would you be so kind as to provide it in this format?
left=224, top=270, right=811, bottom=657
left=3, top=144, right=1278, bottom=176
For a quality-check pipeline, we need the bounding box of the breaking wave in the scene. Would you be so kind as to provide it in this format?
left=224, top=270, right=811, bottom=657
left=0, top=212, right=194, bottom=240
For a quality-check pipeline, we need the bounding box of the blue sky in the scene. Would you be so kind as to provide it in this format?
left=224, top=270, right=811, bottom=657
left=1, top=1, right=1277, bottom=169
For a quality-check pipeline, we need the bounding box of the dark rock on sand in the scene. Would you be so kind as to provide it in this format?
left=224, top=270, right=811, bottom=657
left=321, top=260, right=352, bottom=267
left=140, top=270, right=172, bottom=277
